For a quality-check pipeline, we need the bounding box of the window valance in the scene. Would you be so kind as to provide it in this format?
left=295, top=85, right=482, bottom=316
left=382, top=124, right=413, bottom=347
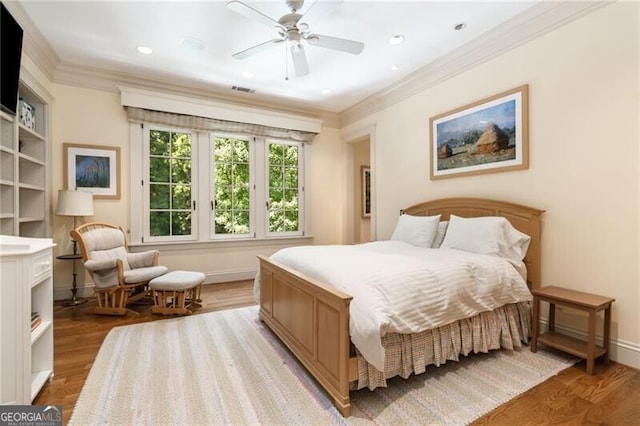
left=125, top=107, right=318, bottom=143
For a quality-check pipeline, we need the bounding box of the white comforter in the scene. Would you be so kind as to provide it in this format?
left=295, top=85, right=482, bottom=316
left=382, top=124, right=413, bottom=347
left=265, top=240, right=532, bottom=371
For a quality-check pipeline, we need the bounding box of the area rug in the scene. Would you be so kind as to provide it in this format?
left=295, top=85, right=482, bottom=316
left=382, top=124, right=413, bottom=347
left=70, top=305, right=576, bottom=425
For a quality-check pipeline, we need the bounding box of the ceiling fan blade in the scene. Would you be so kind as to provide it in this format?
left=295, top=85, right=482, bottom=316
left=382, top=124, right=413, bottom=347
left=290, top=44, right=309, bottom=77
left=307, top=34, right=364, bottom=54
left=233, top=38, right=285, bottom=60
left=226, top=0, right=284, bottom=31
left=299, top=0, right=341, bottom=28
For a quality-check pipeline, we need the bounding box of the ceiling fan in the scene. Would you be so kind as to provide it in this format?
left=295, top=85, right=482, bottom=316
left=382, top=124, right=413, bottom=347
left=227, top=0, right=365, bottom=77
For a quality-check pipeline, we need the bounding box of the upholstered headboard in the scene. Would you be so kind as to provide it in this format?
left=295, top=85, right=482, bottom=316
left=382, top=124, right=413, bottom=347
left=402, top=198, right=544, bottom=289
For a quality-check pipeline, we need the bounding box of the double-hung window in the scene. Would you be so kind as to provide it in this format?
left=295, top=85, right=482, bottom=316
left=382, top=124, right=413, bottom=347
left=135, top=124, right=305, bottom=244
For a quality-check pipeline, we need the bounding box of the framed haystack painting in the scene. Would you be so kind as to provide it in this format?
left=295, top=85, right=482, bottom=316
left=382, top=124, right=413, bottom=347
left=430, top=85, right=529, bottom=180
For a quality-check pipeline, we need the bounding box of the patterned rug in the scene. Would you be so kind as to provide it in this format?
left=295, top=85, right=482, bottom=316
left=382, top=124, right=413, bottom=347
left=70, top=305, right=576, bottom=425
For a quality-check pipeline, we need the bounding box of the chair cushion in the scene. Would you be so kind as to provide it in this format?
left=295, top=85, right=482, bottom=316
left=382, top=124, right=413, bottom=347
left=149, top=271, right=205, bottom=291
left=83, top=228, right=127, bottom=252
left=123, top=266, right=168, bottom=284
left=89, top=246, right=130, bottom=271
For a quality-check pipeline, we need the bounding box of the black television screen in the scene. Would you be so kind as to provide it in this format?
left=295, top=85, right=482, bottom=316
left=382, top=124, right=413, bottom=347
left=1, top=3, right=24, bottom=115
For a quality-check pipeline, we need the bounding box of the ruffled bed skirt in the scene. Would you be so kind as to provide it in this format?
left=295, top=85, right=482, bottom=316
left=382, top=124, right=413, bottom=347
left=353, top=301, right=532, bottom=390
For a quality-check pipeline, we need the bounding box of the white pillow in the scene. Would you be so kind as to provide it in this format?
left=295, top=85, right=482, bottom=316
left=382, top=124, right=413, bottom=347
left=390, top=214, right=441, bottom=248
left=432, top=220, right=448, bottom=248
left=439, top=215, right=531, bottom=266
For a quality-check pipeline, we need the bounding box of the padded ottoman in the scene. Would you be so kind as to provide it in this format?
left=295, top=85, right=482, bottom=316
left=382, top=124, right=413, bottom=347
left=149, top=270, right=205, bottom=315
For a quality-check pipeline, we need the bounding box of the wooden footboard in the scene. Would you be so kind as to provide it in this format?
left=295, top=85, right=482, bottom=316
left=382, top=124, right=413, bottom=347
left=257, top=255, right=357, bottom=416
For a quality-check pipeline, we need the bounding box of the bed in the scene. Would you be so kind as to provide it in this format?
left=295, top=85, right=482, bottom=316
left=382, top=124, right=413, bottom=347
left=256, top=197, right=544, bottom=416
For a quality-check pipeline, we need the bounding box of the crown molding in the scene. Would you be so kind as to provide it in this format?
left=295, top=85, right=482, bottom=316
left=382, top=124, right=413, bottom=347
left=3, top=1, right=59, bottom=82
left=339, top=1, right=613, bottom=127
left=9, top=0, right=610, bottom=131
left=52, top=62, right=341, bottom=128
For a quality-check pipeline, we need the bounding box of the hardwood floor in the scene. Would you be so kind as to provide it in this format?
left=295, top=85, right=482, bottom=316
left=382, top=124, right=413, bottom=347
left=35, top=280, right=639, bottom=425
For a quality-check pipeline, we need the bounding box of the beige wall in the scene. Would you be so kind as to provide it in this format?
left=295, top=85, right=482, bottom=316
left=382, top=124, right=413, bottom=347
left=342, top=2, right=639, bottom=367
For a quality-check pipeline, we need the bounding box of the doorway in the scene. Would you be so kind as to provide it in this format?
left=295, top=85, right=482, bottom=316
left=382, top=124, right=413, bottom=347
left=353, top=138, right=371, bottom=243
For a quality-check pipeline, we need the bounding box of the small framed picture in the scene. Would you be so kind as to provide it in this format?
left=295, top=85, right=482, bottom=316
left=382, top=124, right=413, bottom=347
left=361, top=166, right=371, bottom=218
left=63, top=143, right=121, bottom=199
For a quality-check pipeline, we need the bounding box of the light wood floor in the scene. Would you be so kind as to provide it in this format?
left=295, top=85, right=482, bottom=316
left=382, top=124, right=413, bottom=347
left=35, top=280, right=639, bottom=425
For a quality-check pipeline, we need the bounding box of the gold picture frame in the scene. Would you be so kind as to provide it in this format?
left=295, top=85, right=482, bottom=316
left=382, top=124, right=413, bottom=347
left=430, top=84, right=529, bottom=180
left=63, top=143, right=121, bottom=199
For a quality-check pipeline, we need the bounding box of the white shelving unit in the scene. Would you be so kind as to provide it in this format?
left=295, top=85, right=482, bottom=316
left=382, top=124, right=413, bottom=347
left=0, top=235, right=55, bottom=405
left=0, top=82, right=49, bottom=237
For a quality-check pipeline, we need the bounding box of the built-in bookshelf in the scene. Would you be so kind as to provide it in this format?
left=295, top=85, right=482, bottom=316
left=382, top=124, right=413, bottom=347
left=0, top=81, right=49, bottom=237
left=0, top=235, right=55, bottom=404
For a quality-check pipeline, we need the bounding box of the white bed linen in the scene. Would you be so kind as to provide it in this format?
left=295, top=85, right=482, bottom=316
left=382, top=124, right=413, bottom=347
left=262, top=240, right=532, bottom=371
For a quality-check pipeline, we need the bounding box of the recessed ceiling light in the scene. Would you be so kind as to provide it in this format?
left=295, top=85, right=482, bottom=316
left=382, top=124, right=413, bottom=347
left=243, top=71, right=255, bottom=79
left=391, top=65, right=399, bottom=71
left=136, top=46, right=153, bottom=55
left=320, top=88, right=331, bottom=95
left=388, top=34, right=404, bottom=45
left=454, top=22, right=467, bottom=31
left=182, top=37, right=206, bottom=52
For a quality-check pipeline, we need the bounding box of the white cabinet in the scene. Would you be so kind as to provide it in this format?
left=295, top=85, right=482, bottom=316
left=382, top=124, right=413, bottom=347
left=0, top=235, right=55, bottom=405
left=0, top=81, right=49, bottom=238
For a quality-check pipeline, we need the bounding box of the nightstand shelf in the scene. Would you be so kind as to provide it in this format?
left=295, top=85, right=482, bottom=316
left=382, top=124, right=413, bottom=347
left=531, top=285, right=614, bottom=375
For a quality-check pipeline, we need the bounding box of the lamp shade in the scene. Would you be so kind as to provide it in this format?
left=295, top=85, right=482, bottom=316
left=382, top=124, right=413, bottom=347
left=55, top=190, right=95, bottom=217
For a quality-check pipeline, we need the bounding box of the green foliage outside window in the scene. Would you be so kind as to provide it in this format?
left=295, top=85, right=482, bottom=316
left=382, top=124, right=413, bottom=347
left=149, top=129, right=192, bottom=236
left=214, top=137, right=251, bottom=234
left=268, top=142, right=299, bottom=233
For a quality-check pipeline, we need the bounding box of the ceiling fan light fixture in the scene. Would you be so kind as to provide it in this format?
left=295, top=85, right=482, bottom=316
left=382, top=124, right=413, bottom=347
left=227, top=0, right=366, bottom=77
left=388, top=34, right=404, bottom=45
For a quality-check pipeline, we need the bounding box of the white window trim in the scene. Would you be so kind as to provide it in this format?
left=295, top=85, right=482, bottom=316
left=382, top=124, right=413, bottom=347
left=142, top=124, right=198, bottom=243
left=210, top=132, right=256, bottom=241
left=264, top=139, right=305, bottom=238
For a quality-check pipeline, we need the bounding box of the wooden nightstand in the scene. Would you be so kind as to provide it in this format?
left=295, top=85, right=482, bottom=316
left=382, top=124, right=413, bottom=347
left=531, top=286, right=615, bottom=375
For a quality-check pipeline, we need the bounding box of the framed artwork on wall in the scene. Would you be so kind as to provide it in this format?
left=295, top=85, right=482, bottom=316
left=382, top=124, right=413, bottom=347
left=430, top=84, right=529, bottom=180
left=361, top=166, right=371, bottom=218
left=63, top=143, right=121, bottom=199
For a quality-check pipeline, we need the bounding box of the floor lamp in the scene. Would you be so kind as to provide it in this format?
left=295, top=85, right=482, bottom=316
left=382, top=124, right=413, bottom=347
left=55, top=190, right=94, bottom=306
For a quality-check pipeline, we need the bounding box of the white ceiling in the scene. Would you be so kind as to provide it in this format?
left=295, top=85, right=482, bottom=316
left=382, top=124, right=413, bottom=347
left=17, top=1, right=539, bottom=113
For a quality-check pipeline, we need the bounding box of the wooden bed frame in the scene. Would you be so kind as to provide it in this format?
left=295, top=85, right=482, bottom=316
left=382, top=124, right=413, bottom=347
left=257, top=197, right=544, bottom=416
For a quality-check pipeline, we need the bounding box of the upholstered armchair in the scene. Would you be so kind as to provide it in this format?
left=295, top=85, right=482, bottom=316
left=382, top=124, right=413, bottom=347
left=71, top=222, right=168, bottom=315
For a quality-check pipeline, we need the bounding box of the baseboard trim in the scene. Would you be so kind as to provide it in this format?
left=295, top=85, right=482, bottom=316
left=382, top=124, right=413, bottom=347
left=54, top=269, right=258, bottom=301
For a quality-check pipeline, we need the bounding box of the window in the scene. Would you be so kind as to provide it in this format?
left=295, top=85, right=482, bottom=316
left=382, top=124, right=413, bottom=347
left=134, top=124, right=305, bottom=244
left=267, top=141, right=301, bottom=234
left=212, top=136, right=252, bottom=237
left=211, top=135, right=304, bottom=240
left=145, top=127, right=196, bottom=241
